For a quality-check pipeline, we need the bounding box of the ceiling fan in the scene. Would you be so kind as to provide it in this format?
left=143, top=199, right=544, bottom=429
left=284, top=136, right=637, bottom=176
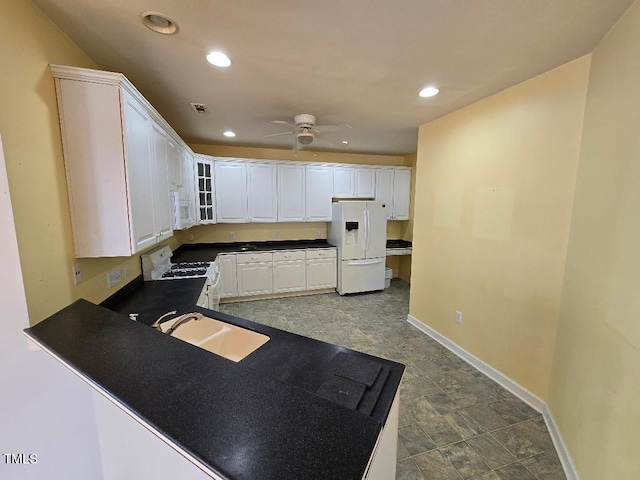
left=264, top=114, right=351, bottom=149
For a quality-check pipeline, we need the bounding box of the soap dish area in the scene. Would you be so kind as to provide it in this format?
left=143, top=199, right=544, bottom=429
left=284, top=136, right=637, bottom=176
left=160, top=314, right=269, bottom=362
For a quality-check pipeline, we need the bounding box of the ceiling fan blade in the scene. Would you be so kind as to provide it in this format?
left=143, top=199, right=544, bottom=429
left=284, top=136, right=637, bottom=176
left=263, top=131, right=295, bottom=138
left=271, top=120, right=294, bottom=126
left=315, top=123, right=353, bottom=132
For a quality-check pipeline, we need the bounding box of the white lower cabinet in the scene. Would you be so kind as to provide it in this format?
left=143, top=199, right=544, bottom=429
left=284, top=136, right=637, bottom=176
left=273, top=250, right=306, bottom=293
left=222, top=248, right=336, bottom=300
left=236, top=252, right=274, bottom=296
left=218, top=254, right=237, bottom=298
left=306, top=249, right=337, bottom=290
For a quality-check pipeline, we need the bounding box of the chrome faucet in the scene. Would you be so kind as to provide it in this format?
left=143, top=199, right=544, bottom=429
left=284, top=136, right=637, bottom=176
left=163, top=312, right=204, bottom=336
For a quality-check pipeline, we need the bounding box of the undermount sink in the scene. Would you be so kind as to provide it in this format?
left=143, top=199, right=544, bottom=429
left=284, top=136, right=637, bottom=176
left=159, top=313, right=269, bottom=362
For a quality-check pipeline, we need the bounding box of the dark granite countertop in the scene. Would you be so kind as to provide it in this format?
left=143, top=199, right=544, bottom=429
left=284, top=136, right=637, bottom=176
left=386, top=239, right=412, bottom=248
left=172, top=240, right=336, bottom=263
left=25, top=271, right=404, bottom=479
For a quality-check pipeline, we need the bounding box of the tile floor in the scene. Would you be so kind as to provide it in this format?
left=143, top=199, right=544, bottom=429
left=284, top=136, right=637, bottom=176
left=219, top=280, right=566, bottom=480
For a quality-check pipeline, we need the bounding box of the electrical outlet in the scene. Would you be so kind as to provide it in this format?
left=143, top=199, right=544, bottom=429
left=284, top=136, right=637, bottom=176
left=455, top=310, right=463, bottom=324
left=230, top=232, right=235, bottom=240
left=107, top=268, right=122, bottom=288
left=124, top=264, right=129, bottom=279
left=273, top=231, right=278, bottom=239
left=72, top=264, right=81, bottom=285
left=316, top=229, right=322, bottom=238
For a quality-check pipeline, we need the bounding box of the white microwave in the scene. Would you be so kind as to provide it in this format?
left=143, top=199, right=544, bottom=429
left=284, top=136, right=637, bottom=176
left=171, top=191, right=195, bottom=230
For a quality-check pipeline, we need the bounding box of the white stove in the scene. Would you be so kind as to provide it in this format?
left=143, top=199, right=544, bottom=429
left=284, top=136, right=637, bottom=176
left=141, top=246, right=215, bottom=281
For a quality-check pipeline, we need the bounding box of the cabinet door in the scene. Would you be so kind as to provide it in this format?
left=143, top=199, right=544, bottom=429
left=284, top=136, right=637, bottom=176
left=375, top=169, right=394, bottom=220
left=278, top=164, right=305, bottom=222
left=122, top=93, right=157, bottom=253
left=247, top=163, right=277, bottom=222
left=150, top=123, right=173, bottom=240
left=196, top=158, right=216, bottom=224
left=181, top=149, right=197, bottom=224
left=306, top=259, right=337, bottom=290
left=392, top=169, right=411, bottom=220
left=355, top=168, right=376, bottom=198
left=218, top=254, right=237, bottom=298
left=215, top=162, right=248, bottom=222
left=166, top=137, right=182, bottom=190
left=237, top=262, right=273, bottom=296
left=305, top=165, right=333, bottom=221
left=333, top=167, right=354, bottom=197
left=273, top=260, right=306, bottom=293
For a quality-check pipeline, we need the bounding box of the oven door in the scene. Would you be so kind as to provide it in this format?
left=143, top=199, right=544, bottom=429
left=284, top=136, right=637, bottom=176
left=196, top=264, right=221, bottom=310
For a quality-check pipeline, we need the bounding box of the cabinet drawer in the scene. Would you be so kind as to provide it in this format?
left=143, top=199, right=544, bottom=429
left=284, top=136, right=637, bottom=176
left=236, top=252, right=273, bottom=264
left=273, top=250, right=306, bottom=262
left=306, top=248, right=337, bottom=260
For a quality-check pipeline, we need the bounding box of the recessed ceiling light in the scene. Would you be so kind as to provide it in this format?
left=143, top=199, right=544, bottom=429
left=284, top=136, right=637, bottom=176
left=140, top=12, right=178, bottom=35
left=418, top=86, right=439, bottom=98
left=342, top=140, right=349, bottom=145
left=223, top=131, right=236, bottom=138
left=207, top=51, right=232, bottom=67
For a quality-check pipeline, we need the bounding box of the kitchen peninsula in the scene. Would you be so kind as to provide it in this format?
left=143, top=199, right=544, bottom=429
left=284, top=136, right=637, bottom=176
left=23, top=260, right=404, bottom=479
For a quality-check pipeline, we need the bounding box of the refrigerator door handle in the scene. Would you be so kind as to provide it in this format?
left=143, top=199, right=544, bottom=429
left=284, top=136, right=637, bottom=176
left=346, top=259, right=384, bottom=266
left=364, top=209, right=370, bottom=254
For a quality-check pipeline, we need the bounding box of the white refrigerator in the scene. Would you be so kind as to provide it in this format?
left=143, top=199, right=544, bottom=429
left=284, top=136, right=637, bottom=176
left=329, top=201, right=387, bottom=295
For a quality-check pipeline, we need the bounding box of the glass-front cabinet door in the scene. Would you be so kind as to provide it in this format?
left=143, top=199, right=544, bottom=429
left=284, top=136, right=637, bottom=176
left=196, top=157, right=216, bottom=224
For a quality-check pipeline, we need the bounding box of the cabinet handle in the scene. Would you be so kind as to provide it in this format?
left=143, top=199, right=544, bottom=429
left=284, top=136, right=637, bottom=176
left=319, top=253, right=325, bottom=256
left=284, top=255, right=291, bottom=258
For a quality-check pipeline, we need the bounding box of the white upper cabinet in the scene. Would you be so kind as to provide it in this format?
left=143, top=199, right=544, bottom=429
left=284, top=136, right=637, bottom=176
left=334, top=166, right=375, bottom=198
left=248, top=163, right=278, bottom=222
left=392, top=168, right=411, bottom=220
left=215, top=161, right=248, bottom=223
left=166, top=137, right=182, bottom=190
left=180, top=148, right=198, bottom=226
left=123, top=92, right=157, bottom=253
left=278, top=164, right=305, bottom=222
left=305, top=165, right=333, bottom=221
left=375, top=169, right=395, bottom=220
left=333, top=166, right=354, bottom=197
left=149, top=122, right=172, bottom=240
left=51, top=65, right=178, bottom=257
left=354, top=168, right=376, bottom=197
left=191, top=154, right=412, bottom=226
left=375, top=167, right=411, bottom=220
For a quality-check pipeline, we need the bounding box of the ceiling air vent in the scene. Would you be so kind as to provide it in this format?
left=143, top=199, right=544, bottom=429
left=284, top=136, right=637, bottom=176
left=190, top=103, right=208, bottom=114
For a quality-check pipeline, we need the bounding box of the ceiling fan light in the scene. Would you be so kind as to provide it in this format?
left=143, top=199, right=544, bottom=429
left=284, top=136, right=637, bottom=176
left=297, top=132, right=314, bottom=145
left=418, top=86, right=439, bottom=98
left=223, top=130, right=236, bottom=137
left=206, top=51, right=232, bottom=67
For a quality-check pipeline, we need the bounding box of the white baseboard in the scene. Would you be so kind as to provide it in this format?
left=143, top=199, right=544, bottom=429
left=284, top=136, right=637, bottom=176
left=406, top=314, right=579, bottom=480
left=542, top=404, right=580, bottom=480
left=406, top=314, right=545, bottom=411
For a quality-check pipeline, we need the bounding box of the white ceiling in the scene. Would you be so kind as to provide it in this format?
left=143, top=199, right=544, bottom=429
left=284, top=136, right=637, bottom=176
left=33, top=0, right=633, bottom=156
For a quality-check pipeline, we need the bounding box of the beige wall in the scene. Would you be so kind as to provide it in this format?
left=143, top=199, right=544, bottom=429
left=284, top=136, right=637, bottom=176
left=548, top=2, right=640, bottom=478
left=411, top=56, right=591, bottom=399
left=0, top=1, right=179, bottom=325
